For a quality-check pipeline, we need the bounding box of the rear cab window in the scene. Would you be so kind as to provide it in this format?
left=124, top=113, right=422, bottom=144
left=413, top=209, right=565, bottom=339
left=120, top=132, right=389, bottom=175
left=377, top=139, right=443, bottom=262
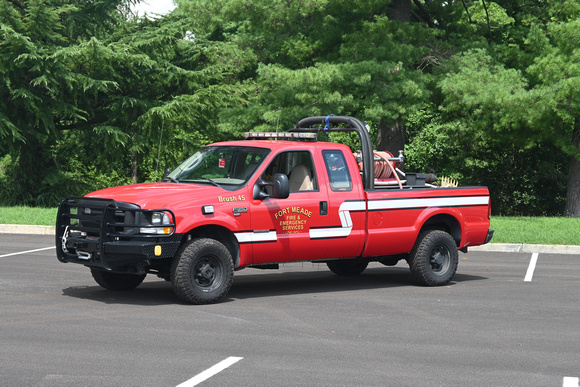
left=322, top=150, right=352, bottom=191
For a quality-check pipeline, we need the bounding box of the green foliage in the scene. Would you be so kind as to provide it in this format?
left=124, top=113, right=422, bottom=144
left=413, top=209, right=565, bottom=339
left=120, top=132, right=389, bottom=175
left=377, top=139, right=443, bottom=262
left=439, top=49, right=533, bottom=140
left=340, top=14, right=441, bottom=67
left=429, top=6, right=579, bottom=215
left=0, top=0, right=249, bottom=206
left=204, top=0, right=437, bottom=151
left=405, top=106, right=568, bottom=216
left=525, top=19, right=580, bottom=156
left=405, top=108, right=457, bottom=176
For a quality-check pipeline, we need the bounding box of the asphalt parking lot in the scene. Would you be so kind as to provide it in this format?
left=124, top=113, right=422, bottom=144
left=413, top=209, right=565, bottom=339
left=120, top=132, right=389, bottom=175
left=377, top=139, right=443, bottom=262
left=1, top=234, right=579, bottom=387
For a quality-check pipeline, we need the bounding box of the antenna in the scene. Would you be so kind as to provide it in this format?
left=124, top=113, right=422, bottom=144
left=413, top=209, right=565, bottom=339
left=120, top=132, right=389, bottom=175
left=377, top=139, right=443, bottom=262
left=155, top=119, right=164, bottom=182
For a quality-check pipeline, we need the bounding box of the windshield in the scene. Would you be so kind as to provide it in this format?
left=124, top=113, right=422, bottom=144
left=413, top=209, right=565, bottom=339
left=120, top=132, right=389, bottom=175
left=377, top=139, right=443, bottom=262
left=166, top=146, right=270, bottom=189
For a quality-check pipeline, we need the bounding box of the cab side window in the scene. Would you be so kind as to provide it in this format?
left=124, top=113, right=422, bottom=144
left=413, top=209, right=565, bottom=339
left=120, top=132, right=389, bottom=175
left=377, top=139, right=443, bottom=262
left=262, top=151, right=318, bottom=192
left=323, top=150, right=352, bottom=191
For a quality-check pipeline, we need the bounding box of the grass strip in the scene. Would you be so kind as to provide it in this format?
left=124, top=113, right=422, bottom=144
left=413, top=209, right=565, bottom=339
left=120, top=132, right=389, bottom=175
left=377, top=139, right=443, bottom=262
left=490, top=216, right=580, bottom=245
left=0, top=206, right=57, bottom=226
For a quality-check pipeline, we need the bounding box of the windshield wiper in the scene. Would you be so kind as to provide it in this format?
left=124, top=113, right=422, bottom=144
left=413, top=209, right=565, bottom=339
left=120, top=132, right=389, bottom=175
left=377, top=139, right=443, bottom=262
left=163, top=176, right=180, bottom=183
left=192, top=176, right=222, bottom=188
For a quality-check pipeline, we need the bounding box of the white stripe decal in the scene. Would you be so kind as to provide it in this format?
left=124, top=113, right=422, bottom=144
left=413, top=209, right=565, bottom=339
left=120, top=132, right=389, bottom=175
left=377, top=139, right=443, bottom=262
left=310, top=201, right=365, bottom=239
left=368, top=196, right=489, bottom=211
left=235, top=230, right=277, bottom=243
left=239, top=196, right=489, bottom=242
left=310, top=196, right=488, bottom=240
left=309, top=226, right=352, bottom=239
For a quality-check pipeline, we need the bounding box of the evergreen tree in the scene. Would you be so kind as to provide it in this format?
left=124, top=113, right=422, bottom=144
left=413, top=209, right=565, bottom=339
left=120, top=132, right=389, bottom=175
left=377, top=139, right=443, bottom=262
left=0, top=0, right=245, bottom=205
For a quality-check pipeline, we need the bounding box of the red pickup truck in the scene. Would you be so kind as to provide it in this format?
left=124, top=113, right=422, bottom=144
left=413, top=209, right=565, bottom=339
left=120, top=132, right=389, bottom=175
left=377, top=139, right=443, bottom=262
left=56, top=116, right=493, bottom=304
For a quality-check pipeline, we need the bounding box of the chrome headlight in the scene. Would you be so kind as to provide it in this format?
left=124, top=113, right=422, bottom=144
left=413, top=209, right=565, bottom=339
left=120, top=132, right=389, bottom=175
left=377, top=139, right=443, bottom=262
left=140, top=212, right=172, bottom=235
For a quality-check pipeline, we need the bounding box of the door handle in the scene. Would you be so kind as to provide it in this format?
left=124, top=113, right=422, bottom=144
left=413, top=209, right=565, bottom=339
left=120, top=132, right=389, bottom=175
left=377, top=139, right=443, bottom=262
left=320, top=201, right=328, bottom=215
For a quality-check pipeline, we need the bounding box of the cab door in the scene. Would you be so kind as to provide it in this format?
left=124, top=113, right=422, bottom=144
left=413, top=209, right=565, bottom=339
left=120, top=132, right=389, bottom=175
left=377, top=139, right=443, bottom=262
left=313, top=149, right=366, bottom=259
left=249, top=150, right=330, bottom=264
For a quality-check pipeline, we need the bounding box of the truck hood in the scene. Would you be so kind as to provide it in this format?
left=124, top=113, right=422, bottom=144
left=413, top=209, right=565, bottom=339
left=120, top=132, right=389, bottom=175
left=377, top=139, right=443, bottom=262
left=85, top=182, right=225, bottom=209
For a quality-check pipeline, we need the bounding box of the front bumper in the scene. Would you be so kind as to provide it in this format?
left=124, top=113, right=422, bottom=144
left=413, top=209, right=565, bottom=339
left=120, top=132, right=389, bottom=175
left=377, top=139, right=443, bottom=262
left=56, top=196, right=181, bottom=270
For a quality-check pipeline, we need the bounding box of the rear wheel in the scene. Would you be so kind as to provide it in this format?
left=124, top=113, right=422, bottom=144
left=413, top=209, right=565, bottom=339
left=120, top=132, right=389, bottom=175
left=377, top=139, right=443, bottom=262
left=171, top=238, right=234, bottom=304
left=326, top=259, right=368, bottom=276
left=90, top=269, right=146, bottom=291
left=409, top=230, right=458, bottom=286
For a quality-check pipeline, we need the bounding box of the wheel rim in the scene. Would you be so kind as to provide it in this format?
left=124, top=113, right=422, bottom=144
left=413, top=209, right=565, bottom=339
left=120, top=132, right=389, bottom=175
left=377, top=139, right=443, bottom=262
left=429, top=244, right=450, bottom=275
left=193, top=255, right=223, bottom=290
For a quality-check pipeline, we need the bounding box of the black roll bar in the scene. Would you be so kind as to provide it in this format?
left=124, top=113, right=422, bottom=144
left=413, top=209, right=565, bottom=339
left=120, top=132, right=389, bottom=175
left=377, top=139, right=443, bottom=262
left=291, top=116, right=375, bottom=190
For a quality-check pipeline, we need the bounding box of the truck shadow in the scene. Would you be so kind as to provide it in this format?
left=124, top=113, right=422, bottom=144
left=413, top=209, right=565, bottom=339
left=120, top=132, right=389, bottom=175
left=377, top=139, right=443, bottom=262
left=61, top=281, right=177, bottom=306
left=61, top=265, right=487, bottom=305
left=228, top=265, right=487, bottom=301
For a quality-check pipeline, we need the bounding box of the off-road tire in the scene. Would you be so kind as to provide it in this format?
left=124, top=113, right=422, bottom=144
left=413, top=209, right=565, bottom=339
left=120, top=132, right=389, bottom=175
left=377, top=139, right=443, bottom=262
left=171, top=238, right=234, bottom=304
left=409, top=230, right=458, bottom=286
left=326, top=259, right=368, bottom=276
left=90, top=269, right=146, bottom=291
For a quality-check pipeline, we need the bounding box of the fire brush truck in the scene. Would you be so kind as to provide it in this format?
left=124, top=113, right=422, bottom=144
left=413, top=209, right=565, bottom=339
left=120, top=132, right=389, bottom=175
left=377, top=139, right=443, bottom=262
left=56, top=116, right=493, bottom=304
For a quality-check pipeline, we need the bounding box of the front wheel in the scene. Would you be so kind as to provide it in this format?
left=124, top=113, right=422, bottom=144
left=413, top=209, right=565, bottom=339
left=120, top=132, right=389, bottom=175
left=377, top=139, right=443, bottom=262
left=171, top=238, right=234, bottom=304
left=90, top=269, right=146, bottom=291
left=409, top=230, right=458, bottom=286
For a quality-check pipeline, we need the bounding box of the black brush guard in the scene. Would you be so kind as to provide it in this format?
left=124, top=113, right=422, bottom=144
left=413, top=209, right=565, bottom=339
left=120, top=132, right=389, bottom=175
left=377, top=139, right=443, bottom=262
left=56, top=197, right=181, bottom=271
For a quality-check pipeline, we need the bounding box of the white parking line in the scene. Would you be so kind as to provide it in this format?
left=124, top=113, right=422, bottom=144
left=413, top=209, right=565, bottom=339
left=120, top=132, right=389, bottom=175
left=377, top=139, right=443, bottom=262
left=0, top=246, right=55, bottom=258
left=176, top=357, right=243, bottom=387
left=563, top=376, right=579, bottom=387
left=524, top=252, right=539, bottom=282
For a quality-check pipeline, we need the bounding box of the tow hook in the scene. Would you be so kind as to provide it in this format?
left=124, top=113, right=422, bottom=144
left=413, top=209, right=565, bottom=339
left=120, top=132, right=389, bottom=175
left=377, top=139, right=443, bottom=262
left=77, top=251, right=92, bottom=260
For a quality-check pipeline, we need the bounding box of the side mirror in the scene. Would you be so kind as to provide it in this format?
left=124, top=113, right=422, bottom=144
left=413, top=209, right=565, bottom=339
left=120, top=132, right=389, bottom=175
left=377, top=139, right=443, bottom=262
left=253, top=173, right=290, bottom=200
left=271, top=173, right=290, bottom=199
